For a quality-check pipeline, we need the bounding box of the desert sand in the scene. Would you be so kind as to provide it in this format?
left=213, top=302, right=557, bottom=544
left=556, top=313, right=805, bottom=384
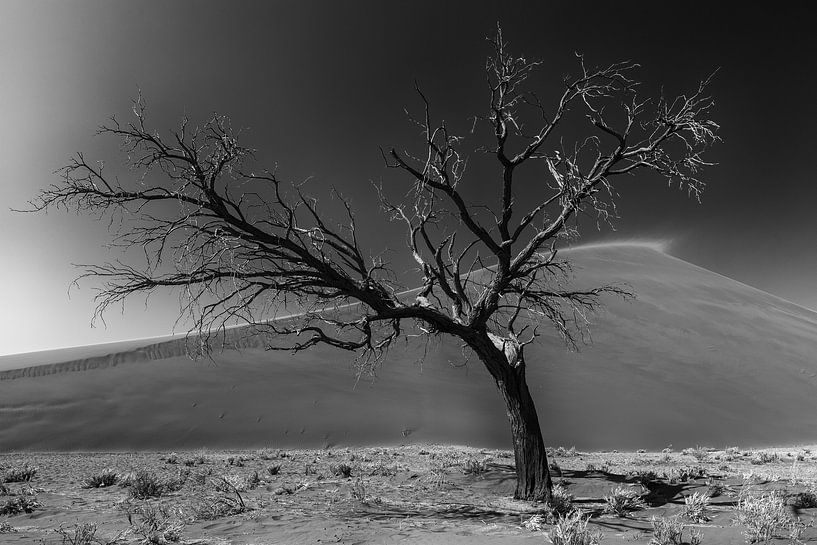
left=2, top=243, right=817, bottom=452
left=3, top=445, right=817, bottom=544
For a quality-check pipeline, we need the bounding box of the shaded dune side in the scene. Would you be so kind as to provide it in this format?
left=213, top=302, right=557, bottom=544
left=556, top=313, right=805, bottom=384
left=3, top=244, right=817, bottom=451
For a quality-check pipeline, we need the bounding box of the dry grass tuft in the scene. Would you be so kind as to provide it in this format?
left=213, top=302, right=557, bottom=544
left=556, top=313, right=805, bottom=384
left=603, top=486, right=646, bottom=517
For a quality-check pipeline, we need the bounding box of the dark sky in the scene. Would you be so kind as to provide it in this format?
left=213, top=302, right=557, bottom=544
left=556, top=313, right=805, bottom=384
left=2, top=1, right=815, bottom=354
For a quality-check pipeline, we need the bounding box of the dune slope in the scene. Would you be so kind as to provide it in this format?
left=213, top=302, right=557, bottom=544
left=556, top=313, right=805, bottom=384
left=2, top=243, right=817, bottom=451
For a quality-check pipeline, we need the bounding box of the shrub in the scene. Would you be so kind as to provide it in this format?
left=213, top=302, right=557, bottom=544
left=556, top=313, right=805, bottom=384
left=650, top=516, right=704, bottom=545
left=553, top=446, right=579, bottom=458
left=267, top=465, right=281, bottom=477
left=546, top=484, right=574, bottom=519
left=666, top=466, right=706, bottom=483
left=165, top=453, right=180, bottom=465
left=789, top=490, right=817, bottom=508
left=55, top=522, right=98, bottom=545
left=127, top=502, right=183, bottom=543
left=331, top=463, right=353, bottom=478
left=350, top=478, right=368, bottom=504
left=736, top=490, right=790, bottom=543
left=0, top=496, right=39, bottom=515
left=191, top=478, right=248, bottom=520
left=682, top=446, right=710, bottom=462
left=650, top=516, right=683, bottom=545
left=549, top=511, right=601, bottom=545
left=750, top=451, right=778, bottom=465
left=682, top=492, right=710, bottom=523
left=629, top=470, right=661, bottom=488
left=603, top=486, right=646, bottom=517
left=705, top=477, right=726, bottom=498
left=367, top=461, right=398, bottom=477
left=462, top=458, right=488, bottom=477
left=129, top=469, right=181, bottom=499
left=522, top=513, right=548, bottom=531
left=82, top=468, right=119, bottom=489
left=0, top=521, right=16, bottom=533
left=3, top=465, right=37, bottom=483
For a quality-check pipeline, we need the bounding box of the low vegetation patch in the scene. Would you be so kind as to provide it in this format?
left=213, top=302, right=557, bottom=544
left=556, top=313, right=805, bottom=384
left=682, top=446, right=710, bottom=463
left=603, top=486, right=646, bottom=517
left=549, top=511, right=602, bottom=545
left=461, top=458, right=489, bottom=477
left=126, top=502, right=184, bottom=544
left=127, top=469, right=183, bottom=499
left=81, top=468, right=119, bottom=489
left=650, top=516, right=703, bottom=545
left=55, top=522, right=100, bottom=545
left=736, top=490, right=791, bottom=543
left=330, top=463, right=353, bottom=478
left=0, top=496, right=40, bottom=515
left=3, top=464, right=37, bottom=483
left=682, top=491, right=710, bottom=523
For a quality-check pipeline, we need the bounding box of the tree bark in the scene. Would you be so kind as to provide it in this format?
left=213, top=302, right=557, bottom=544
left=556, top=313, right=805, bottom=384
left=473, top=339, right=553, bottom=503
left=497, top=369, right=553, bottom=502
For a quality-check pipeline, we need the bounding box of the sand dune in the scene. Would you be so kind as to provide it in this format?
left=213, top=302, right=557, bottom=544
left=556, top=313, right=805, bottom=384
left=2, top=243, right=817, bottom=452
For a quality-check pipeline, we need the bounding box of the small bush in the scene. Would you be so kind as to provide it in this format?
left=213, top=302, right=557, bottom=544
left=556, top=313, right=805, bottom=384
left=3, top=465, right=37, bottom=483
left=191, top=478, right=248, bottom=520
left=650, top=516, right=684, bottom=545
left=165, top=453, right=180, bottom=465
left=331, top=463, right=353, bottom=478
left=736, top=490, right=791, bottom=544
left=666, top=466, right=706, bottom=483
left=604, top=486, right=646, bottom=517
left=629, top=470, right=661, bottom=488
left=350, top=478, right=368, bottom=504
left=682, top=446, right=710, bottom=462
left=522, top=513, right=548, bottom=531
left=462, top=458, right=488, bottom=477
left=129, top=469, right=181, bottom=499
left=549, top=511, right=601, bottom=545
left=82, top=468, right=119, bottom=489
left=553, top=446, right=579, bottom=458
left=705, top=477, right=726, bottom=498
left=546, top=484, right=574, bottom=519
left=750, top=451, right=779, bottom=465
left=682, top=492, right=710, bottom=523
left=127, top=502, right=183, bottom=543
left=0, top=496, right=39, bottom=515
left=367, top=461, right=398, bottom=477
left=267, top=465, right=281, bottom=477
left=789, top=490, right=817, bottom=508
left=55, top=522, right=98, bottom=545
left=0, top=521, right=16, bottom=533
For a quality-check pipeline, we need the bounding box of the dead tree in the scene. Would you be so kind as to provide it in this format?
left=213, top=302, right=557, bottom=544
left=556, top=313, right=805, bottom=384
left=25, top=27, right=718, bottom=502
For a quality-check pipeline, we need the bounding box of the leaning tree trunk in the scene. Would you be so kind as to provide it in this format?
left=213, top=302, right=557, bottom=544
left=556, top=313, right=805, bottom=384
left=473, top=339, right=553, bottom=502
left=496, top=367, right=553, bottom=502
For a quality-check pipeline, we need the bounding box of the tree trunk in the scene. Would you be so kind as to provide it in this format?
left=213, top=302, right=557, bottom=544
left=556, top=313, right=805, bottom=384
left=470, top=334, right=553, bottom=503
left=496, top=368, right=553, bottom=502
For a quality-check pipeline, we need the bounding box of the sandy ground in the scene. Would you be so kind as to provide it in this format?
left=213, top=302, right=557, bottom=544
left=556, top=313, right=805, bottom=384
left=3, top=444, right=817, bottom=544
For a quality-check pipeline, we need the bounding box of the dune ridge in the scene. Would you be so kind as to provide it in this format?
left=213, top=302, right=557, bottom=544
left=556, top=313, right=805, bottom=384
left=3, top=242, right=817, bottom=451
